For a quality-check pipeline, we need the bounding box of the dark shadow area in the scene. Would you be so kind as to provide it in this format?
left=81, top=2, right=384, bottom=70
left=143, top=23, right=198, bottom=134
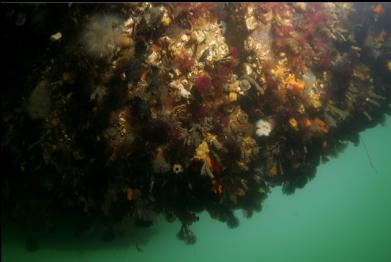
left=2, top=215, right=160, bottom=253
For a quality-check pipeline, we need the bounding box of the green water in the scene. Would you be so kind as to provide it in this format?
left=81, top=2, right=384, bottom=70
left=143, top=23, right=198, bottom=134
left=2, top=117, right=391, bottom=262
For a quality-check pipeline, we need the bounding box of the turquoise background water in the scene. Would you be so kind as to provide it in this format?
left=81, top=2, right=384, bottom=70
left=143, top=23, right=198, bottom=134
left=2, top=117, right=391, bottom=262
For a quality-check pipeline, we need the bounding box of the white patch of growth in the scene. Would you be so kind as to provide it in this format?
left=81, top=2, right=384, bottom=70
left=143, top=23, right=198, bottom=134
left=255, top=119, right=273, bottom=137
left=81, top=15, right=122, bottom=58
left=27, top=80, right=51, bottom=119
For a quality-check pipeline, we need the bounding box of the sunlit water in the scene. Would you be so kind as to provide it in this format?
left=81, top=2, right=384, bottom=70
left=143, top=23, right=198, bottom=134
left=2, top=117, right=390, bottom=262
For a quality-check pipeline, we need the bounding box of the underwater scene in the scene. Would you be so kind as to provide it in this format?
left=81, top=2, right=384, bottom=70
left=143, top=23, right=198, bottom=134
left=1, top=3, right=391, bottom=262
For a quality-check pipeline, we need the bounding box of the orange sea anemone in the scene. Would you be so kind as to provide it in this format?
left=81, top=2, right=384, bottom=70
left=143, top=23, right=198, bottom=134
left=372, top=4, right=384, bottom=15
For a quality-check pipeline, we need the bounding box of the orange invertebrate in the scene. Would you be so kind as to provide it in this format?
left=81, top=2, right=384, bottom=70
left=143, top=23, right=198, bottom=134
left=372, top=4, right=384, bottom=15
left=304, top=118, right=312, bottom=128
left=313, top=118, right=329, bottom=134
left=211, top=178, right=223, bottom=194
left=269, top=166, right=278, bottom=177
left=376, top=30, right=387, bottom=43
left=127, top=187, right=134, bottom=201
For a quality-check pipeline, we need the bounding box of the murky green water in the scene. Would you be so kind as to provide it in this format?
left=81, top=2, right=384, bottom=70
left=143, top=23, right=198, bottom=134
left=3, top=117, right=390, bottom=262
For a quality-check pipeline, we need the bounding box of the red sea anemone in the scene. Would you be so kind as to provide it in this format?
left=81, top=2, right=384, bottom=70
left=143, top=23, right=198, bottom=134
left=176, top=55, right=195, bottom=74
left=195, top=74, right=213, bottom=94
